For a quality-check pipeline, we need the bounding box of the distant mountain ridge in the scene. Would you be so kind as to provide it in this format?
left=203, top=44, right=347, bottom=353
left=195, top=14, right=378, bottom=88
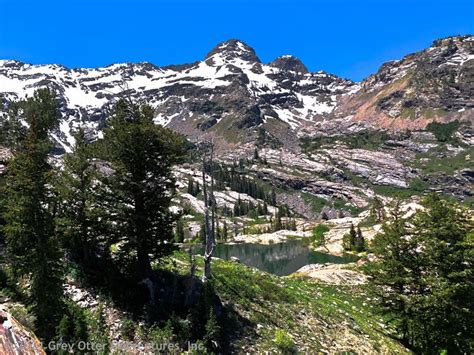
left=0, top=35, right=472, bottom=153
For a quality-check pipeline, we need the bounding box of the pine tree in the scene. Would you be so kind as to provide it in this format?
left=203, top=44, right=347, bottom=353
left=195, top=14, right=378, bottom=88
left=275, top=208, right=283, bottom=231
left=370, top=196, right=385, bottom=222
left=253, top=148, right=259, bottom=161
left=222, top=220, right=228, bottom=242
left=270, top=188, right=277, bottom=205
left=175, top=219, right=185, bottom=243
left=56, top=302, right=89, bottom=354
left=99, top=99, right=186, bottom=279
left=354, top=226, right=365, bottom=252
left=199, top=222, right=206, bottom=244
left=187, top=178, right=196, bottom=196
left=366, top=195, right=474, bottom=353
left=203, top=308, right=221, bottom=351
left=342, top=224, right=357, bottom=251
left=2, top=89, right=64, bottom=341
left=56, top=128, right=107, bottom=265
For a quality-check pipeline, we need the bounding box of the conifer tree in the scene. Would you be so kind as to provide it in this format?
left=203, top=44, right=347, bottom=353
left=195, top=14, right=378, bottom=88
left=56, top=129, right=107, bottom=265
left=187, top=178, right=196, bottom=196
left=99, top=99, right=186, bottom=279
left=175, top=219, right=185, bottom=243
left=366, top=195, right=474, bottom=353
left=253, top=148, right=259, bottom=161
left=275, top=208, right=283, bottom=231
left=370, top=196, right=385, bottom=222
left=222, top=220, right=228, bottom=242
left=354, top=226, right=365, bottom=252
left=343, top=224, right=357, bottom=251
left=2, top=89, right=64, bottom=340
left=270, top=188, right=277, bottom=205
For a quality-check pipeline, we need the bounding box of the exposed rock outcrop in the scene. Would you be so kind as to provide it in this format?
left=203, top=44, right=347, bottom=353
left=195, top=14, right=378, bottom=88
left=0, top=307, right=45, bottom=355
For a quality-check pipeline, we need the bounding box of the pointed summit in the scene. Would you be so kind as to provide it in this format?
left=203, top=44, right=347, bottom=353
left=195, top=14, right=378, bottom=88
left=205, top=39, right=261, bottom=64
left=269, top=55, right=308, bottom=73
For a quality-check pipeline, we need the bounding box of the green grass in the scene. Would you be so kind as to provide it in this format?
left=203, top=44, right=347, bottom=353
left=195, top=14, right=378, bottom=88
left=333, top=198, right=365, bottom=215
left=372, top=185, right=418, bottom=199
left=301, top=192, right=327, bottom=213
left=165, top=251, right=409, bottom=353
left=300, top=130, right=391, bottom=153
left=413, top=147, right=473, bottom=174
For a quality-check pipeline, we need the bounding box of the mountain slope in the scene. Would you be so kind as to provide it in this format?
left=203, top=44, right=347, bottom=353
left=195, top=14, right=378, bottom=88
left=334, top=35, right=474, bottom=130
left=0, top=39, right=356, bottom=152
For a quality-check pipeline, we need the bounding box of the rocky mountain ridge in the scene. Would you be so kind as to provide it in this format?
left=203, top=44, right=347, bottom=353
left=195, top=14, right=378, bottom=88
left=0, top=36, right=472, bottom=153
left=334, top=35, right=474, bottom=130
left=0, top=38, right=358, bottom=152
left=0, top=36, right=472, bottom=209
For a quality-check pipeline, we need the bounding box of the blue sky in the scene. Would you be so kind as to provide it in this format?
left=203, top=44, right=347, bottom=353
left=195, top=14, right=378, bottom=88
left=1, top=0, right=472, bottom=81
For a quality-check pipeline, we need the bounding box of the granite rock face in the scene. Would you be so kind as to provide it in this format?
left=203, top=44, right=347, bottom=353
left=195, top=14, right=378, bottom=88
left=0, top=307, right=45, bottom=355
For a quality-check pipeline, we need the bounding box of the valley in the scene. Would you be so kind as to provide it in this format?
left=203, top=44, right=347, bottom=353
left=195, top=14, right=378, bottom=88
left=0, top=33, right=472, bottom=354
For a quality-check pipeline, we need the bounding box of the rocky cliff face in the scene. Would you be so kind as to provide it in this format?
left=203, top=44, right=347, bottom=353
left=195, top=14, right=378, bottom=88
left=0, top=307, right=45, bottom=354
left=334, top=35, right=474, bottom=130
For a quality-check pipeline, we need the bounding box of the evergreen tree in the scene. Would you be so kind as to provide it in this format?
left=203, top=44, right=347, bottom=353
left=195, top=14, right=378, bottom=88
left=187, top=178, right=195, bottom=196
left=2, top=89, right=64, bottom=341
left=366, top=195, right=474, bottom=353
left=0, top=101, right=27, bottom=151
left=203, top=308, right=221, bottom=351
left=99, top=99, right=186, bottom=279
left=56, top=302, right=89, bottom=354
left=199, top=222, right=206, bottom=244
left=274, top=208, right=283, bottom=231
left=342, top=224, right=357, bottom=251
left=253, top=148, right=259, bottom=161
left=175, top=219, right=185, bottom=243
left=370, top=196, right=385, bottom=222
left=354, top=226, right=365, bottom=252
left=222, top=220, right=228, bottom=242
left=56, top=129, right=108, bottom=265
left=270, top=188, right=277, bottom=205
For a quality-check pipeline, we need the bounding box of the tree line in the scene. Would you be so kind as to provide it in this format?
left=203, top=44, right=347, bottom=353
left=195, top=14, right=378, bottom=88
left=0, top=89, right=186, bottom=344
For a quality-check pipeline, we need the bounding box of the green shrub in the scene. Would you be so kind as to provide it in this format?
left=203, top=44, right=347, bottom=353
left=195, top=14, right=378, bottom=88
left=274, top=329, right=297, bottom=354
left=120, top=317, right=136, bottom=340
left=86, top=304, right=110, bottom=355
left=312, top=224, right=329, bottom=247
left=149, top=321, right=174, bottom=349
left=9, top=304, right=36, bottom=331
left=408, top=178, right=429, bottom=192
left=426, top=120, right=460, bottom=142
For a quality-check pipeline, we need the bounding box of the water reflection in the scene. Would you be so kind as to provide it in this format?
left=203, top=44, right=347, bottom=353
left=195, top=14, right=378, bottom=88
left=191, top=239, right=358, bottom=276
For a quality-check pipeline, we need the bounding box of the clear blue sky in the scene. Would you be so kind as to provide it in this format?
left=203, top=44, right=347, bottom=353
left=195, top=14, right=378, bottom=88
left=1, top=0, right=472, bottom=81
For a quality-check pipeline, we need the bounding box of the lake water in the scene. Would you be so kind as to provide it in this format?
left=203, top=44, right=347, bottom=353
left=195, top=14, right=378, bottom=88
left=191, top=239, right=358, bottom=276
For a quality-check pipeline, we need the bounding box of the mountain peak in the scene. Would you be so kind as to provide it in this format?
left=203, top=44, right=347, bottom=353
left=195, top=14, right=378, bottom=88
left=269, top=55, right=308, bottom=73
left=205, top=39, right=260, bottom=64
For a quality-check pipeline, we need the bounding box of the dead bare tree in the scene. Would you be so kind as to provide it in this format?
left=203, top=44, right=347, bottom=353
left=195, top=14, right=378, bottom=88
left=198, top=140, right=216, bottom=281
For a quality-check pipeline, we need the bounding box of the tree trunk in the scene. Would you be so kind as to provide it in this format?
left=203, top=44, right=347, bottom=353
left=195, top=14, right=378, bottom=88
left=202, top=142, right=215, bottom=282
